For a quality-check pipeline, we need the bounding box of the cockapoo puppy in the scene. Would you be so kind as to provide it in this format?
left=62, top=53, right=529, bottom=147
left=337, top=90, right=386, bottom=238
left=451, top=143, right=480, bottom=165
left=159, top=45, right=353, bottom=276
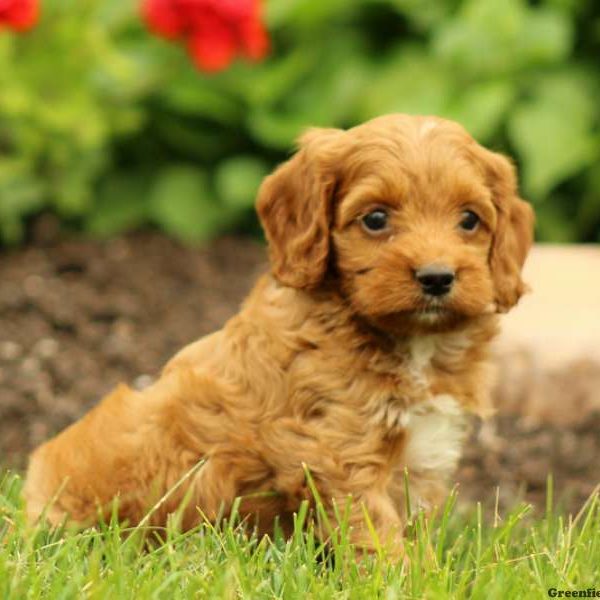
left=24, top=114, right=534, bottom=554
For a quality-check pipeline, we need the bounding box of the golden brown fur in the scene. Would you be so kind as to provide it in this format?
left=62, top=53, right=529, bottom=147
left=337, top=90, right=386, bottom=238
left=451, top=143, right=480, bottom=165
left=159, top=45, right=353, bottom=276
left=24, top=114, right=534, bottom=553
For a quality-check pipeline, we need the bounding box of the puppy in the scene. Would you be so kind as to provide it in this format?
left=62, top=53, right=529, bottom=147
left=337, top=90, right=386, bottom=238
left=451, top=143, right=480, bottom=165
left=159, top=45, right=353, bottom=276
left=24, top=114, right=534, bottom=553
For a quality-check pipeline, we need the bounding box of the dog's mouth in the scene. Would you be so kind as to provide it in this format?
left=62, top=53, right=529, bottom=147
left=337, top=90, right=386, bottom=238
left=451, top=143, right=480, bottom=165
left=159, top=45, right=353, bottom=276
left=411, top=298, right=456, bottom=323
left=420, top=304, right=446, bottom=314
left=417, top=297, right=449, bottom=312
left=365, top=299, right=465, bottom=336
left=414, top=307, right=449, bottom=322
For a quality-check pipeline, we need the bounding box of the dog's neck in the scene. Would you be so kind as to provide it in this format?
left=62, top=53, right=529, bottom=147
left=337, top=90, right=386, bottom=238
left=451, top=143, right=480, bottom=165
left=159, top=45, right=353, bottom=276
left=238, top=274, right=500, bottom=419
left=245, top=274, right=499, bottom=365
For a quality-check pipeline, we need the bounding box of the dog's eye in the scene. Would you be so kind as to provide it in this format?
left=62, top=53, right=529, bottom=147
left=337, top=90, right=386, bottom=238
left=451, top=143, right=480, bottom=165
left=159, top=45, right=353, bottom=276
left=459, top=210, right=480, bottom=232
left=361, top=210, right=389, bottom=233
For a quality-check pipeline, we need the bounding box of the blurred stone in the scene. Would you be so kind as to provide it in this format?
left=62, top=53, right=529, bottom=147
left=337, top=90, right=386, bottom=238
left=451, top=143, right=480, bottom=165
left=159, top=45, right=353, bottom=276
left=33, top=337, right=59, bottom=359
left=20, top=356, right=42, bottom=375
left=0, top=341, right=22, bottom=361
left=493, top=245, right=600, bottom=425
left=23, top=275, right=45, bottom=298
left=133, top=374, right=155, bottom=390
left=0, top=282, right=23, bottom=309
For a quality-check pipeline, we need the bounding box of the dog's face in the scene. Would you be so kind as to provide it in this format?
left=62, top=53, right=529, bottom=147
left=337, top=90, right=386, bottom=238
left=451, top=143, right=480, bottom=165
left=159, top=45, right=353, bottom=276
left=257, top=114, right=534, bottom=333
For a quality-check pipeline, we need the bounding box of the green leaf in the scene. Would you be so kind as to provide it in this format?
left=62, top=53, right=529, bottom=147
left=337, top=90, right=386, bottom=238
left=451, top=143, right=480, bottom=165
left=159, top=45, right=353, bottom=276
left=50, top=150, right=106, bottom=217
left=248, top=35, right=368, bottom=148
left=0, top=160, right=45, bottom=215
left=285, top=36, right=368, bottom=124
left=360, top=46, right=454, bottom=120
left=149, top=165, right=222, bottom=243
left=0, top=165, right=45, bottom=243
left=215, top=156, right=270, bottom=209
left=533, top=196, right=579, bottom=242
left=508, top=72, right=599, bottom=198
left=247, top=110, right=311, bottom=149
left=265, top=0, right=363, bottom=29
left=161, top=74, right=243, bottom=124
left=244, top=48, right=319, bottom=108
left=433, top=0, right=529, bottom=75
left=433, top=0, right=572, bottom=76
left=384, top=0, right=454, bottom=30
left=86, top=174, right=150, bottom=237
left=445, top=80, right=516, bottom=141
left=576, top=163, right=600, bottom=239
left=521, top=8, right=573, bottom=65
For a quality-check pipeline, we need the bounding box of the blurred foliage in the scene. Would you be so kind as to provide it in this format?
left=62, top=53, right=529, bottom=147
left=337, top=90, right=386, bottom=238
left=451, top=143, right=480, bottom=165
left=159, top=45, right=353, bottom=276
left=0, top=0, right=599, bottom=244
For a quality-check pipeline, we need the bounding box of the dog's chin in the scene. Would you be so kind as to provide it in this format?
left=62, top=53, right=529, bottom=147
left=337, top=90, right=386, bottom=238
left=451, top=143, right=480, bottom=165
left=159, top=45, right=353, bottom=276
left=365, top=300, right=481, bottom=337
left=413, top=306, right=453, bottom=324
left=406, top=304, right=465, bottom=332
left=345, top=281, right=495, bottom=336
left=364, top=308, right=458, bottom=337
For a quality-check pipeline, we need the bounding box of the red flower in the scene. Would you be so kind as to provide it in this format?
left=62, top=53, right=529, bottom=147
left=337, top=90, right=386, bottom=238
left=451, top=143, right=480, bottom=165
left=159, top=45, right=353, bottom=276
left=0, top=0, right=38, bottom=31
left=142, top=0, right=269, bottom=72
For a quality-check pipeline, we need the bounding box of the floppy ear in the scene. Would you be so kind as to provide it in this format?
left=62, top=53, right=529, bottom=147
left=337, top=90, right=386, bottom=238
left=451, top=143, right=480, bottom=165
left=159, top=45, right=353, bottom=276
left=483, top=151, right=535, bottom=313
left=256, top=128, right=344, bottom=289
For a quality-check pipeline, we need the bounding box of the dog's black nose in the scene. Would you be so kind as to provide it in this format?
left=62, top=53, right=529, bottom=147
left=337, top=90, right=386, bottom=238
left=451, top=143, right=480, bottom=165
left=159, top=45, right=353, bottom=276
left=415, top=264, right=455, bottom=296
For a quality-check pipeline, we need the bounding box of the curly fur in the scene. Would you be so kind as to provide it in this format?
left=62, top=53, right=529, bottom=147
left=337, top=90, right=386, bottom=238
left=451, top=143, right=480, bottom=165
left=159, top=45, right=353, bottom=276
left=24, top=114, right=534, bottom=554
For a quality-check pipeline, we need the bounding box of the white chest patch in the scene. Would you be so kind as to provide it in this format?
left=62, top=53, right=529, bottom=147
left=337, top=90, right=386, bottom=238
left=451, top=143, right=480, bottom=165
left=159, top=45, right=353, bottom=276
left=403, top=394, right=467, bottom=477
left=373, top=336, right=470, bottom=490
left=406, top=335, right=436, bottom=389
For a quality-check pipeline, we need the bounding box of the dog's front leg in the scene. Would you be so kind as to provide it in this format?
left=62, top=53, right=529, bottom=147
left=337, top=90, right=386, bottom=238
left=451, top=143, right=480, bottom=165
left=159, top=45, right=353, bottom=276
left=320, top=489, right=405, bottom=560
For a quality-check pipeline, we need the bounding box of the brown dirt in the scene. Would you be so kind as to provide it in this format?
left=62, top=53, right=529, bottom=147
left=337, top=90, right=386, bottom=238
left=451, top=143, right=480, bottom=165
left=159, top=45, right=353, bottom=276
left=1, top=230, right=598, bottom=515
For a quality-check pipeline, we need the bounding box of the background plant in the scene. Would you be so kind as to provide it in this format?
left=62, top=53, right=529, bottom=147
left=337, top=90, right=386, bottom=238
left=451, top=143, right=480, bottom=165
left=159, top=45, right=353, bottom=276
left=0, top=0, right=599, bottom=245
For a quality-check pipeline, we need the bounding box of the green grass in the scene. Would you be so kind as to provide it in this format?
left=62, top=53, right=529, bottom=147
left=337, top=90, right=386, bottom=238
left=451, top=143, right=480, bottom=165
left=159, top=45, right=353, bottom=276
left=0, top=471, right=598, bottom=599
